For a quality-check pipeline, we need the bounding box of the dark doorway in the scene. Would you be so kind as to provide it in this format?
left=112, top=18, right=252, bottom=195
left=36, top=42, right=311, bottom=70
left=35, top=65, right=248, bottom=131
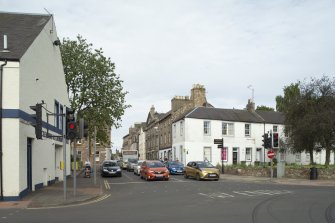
left=233, top=152, right=238, bottom=165
left=27, top=138, right=32, bottom=191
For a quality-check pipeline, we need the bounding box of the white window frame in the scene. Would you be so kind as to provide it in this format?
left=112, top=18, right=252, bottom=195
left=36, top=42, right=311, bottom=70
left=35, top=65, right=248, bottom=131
left=245, top=124, right=251, bottom=137
left=273, top=125, right=278, bottom=133
left=245, top=147, right=252, bottom=161
left=203, top=121, right=211, bottom=136
left=222, top=122, right=234, bottom=136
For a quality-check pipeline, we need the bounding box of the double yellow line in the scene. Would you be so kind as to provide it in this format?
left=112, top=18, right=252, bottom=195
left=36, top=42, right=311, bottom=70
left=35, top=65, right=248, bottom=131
left=104, top=180, right=111, bottom=190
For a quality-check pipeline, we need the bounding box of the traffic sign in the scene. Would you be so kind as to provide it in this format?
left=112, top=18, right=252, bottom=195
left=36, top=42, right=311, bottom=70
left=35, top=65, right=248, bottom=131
left=214, top=139, right=223, bottom=145
left=267, top=150, right=275, bottom=159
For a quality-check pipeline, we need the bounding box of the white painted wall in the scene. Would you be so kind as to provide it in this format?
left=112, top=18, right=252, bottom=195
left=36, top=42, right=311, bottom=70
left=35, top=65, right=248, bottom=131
left=1, top=18, right=71, bottom=198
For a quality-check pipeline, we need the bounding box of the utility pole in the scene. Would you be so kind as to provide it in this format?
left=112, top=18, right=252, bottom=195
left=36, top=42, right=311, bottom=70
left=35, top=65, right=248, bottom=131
left=62, top=108, right=67, bottom=200
left=93, top=126, right=97, bottom=185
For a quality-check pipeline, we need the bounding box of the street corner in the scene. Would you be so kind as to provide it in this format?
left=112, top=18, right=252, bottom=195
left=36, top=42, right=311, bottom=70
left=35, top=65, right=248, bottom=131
left=0, top=201, right=30, bottom=209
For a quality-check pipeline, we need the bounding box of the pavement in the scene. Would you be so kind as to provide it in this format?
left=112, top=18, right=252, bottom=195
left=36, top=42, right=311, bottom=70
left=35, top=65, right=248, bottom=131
left=0, top=171, right=334, bottom=209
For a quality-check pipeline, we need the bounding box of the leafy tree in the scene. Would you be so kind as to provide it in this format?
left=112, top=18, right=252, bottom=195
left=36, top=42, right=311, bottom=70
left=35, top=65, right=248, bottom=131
left=256, top=105, right=274, bottom=111
left=60, top=35, right=130, bottom=144
left=301, top=76, right=335, bottom=165
left=277, top=76, right=335, bottom=165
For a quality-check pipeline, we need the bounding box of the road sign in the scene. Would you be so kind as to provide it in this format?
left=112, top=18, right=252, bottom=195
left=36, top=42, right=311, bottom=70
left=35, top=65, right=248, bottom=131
left=214, top=139, right=223, bottom=145
left=217, top=144, right=223, bottom=149
left=267, top=150, right=275, bottom=159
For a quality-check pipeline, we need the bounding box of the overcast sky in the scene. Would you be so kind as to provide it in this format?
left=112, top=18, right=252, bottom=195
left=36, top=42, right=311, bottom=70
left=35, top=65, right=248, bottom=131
left=2, top=0, right=335, bottom=149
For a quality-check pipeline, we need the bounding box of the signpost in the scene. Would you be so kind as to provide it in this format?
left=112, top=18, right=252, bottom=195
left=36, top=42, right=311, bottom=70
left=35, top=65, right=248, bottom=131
left=267, top=150, right=276, bottom=179
left=267, top=150, right=275, bottom=159
left=214, top=138, right=224, bottom=174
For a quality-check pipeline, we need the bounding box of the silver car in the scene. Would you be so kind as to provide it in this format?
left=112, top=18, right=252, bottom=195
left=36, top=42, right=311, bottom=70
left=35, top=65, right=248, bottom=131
left=133, top=160, right=144, bottom=175
left=126, top=158, right=138, bottom=172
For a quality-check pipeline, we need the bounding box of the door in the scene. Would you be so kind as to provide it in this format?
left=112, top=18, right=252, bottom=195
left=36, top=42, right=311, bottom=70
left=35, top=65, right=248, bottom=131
left=233, top=147, right=238, bottom=165
left=203, top=147, right=211, bottom=162
left=27, top=138, right=32, bottom=191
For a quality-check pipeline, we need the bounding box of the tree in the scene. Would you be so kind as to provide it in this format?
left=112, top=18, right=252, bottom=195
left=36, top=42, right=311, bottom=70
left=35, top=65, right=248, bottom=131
left=276, top=82, right=317, bottom=164
left=276, top=76, right=335, bottom=165
left=301, top=76, right=335, bottom=165
left=60, top=35, right=130, bottom=144
left=256, top=105, right=275, bottom=111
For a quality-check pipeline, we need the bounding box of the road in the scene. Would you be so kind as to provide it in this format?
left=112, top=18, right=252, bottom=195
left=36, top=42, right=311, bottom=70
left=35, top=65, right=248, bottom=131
left=1, top=170, right=335, bottom=223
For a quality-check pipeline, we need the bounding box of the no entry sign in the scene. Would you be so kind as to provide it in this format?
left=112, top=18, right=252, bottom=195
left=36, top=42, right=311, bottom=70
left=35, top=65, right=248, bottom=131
left=267, top=150, right=275, bottom=159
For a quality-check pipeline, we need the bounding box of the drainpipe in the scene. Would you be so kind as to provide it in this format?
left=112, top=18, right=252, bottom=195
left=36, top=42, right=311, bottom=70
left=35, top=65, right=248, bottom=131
left=0, top=60, right=7, bottom=200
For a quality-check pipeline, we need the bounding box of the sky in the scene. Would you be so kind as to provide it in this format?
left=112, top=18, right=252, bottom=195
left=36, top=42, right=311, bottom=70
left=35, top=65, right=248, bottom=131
left=2, top=0, right=335, bottom=150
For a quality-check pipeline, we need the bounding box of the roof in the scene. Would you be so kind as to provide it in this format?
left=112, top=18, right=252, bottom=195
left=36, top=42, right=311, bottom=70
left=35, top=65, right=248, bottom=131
left=0, top=12, right=51, bottom=61
left=184, top=107, right=285, bottom=124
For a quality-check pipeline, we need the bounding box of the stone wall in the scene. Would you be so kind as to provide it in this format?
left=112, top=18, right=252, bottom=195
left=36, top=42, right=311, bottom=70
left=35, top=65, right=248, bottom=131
left=223, top=165, right=335, bottom=180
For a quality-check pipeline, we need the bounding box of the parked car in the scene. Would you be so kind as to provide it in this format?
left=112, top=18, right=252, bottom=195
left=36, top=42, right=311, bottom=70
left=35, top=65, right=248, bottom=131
left=127, top=158, right=138, bottom=172
left=101, top=160, right=122, bottom=177
left=134, top=160, right=145, bottom=175
left=166, top=161, right=184, bottom=175
left=140, top=160, right=169, bottom=181
left=184, top=161, right=219, bottom=181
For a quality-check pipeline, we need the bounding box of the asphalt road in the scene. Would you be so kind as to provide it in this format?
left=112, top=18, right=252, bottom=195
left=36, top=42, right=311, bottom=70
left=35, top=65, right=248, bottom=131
left=1, top=170, right=335, bottom=223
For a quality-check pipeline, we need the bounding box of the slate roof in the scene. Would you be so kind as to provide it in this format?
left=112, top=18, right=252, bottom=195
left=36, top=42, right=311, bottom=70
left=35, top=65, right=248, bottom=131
left=185, top=107, right=285, bottom=124
left=0, top=12, right=51, bottom=61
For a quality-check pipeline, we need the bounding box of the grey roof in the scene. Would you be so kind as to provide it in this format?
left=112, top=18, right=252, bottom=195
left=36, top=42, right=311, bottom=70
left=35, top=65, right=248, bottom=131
left=0, top=12, right=51, bottom=61
left=185, top=107, right=285, bottom=124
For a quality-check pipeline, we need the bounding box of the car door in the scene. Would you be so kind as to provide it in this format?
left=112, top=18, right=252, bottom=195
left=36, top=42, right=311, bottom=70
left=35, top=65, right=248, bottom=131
left=140, top=162, right=146, bottom=177
left=188, top=162, right=196, bottom=177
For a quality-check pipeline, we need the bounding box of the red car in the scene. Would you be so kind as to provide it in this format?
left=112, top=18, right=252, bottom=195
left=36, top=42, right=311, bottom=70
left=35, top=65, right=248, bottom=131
left=140, top=160, right=169, bottom=181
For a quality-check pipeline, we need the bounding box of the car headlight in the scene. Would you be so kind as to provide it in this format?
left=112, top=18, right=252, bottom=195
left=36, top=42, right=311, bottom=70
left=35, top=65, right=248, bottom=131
left=116, top=169, right=121, bottom=172
left=149, top=170, right=155, bottom=173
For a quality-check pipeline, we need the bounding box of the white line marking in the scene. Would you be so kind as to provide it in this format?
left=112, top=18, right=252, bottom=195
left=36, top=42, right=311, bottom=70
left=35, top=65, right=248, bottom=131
left=198, top=193, right=215, bottom=199
left=27, top=194, right=111, bottom=210
left=233, top=191, right=257, bottom=196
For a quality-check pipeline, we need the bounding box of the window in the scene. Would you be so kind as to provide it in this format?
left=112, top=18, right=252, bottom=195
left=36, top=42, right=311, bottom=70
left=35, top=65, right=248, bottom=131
left=246, top=147, right=252, bottom=161
left=54, top=101, right=59, bottom=128
left=60, top=105, right=63, bottom=130
left=245, top=124, right=251, bottom=136
left=203, top=147, right=212, bottom=162
left=295, top=153, right=301, bottom=162
left=222, top=122, right=234, bottom=136
left=203, top=121, right=211, bottom=136
left=95, top=151, right=100, bottom=162
left=180, top=121, right=183, bottom=136
left=77, top=150, right=82, bottom=161
left=273, top=125, right=278, bottom=133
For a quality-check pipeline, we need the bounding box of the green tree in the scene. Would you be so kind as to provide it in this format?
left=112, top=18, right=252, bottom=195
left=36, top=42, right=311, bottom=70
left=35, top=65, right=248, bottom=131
left=60, top=35, right=130, bottom=144
left=302, top=76, right=335, bottom=165
left=276, top=82, right=317, bottom=164
left=256, top=105, right=274, bottom=111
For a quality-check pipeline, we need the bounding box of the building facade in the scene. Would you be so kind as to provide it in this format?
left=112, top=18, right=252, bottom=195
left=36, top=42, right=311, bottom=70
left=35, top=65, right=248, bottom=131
left=0, top=12, right=71, bottom=200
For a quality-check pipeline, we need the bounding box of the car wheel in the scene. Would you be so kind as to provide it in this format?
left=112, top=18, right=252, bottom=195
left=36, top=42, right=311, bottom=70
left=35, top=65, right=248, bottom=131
left=184, top=173, right=188, bottom=179
left=195, top=173, right=201, bottom=181
left=145, top=175, right=149, bottom=181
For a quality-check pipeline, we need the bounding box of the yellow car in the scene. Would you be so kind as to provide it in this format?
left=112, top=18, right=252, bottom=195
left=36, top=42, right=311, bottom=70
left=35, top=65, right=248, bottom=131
left=184, top=161, right=220, bottom=181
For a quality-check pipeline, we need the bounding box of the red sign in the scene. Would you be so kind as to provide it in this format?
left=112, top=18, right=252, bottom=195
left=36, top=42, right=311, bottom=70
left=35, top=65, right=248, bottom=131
left=267, top=150, right=275, bottom=159
left=221, top=147, right=227, bottom=161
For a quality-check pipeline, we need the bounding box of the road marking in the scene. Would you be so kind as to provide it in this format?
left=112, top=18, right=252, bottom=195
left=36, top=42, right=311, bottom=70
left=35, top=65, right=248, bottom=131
left=199, top=193, right=215, bottom=199
left=110, top=182, right=145, bottom=185
left=27, top=194, right=111, bottom=210
left=123, top=173, right=134, bottom=181
left=233, top=191, right=257, bottom=196
left=104, top=180, right=111, bottom=190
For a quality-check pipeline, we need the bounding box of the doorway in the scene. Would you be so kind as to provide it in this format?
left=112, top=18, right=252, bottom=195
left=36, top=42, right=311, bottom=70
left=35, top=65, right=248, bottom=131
left=233, top=147, right=238, bottom=165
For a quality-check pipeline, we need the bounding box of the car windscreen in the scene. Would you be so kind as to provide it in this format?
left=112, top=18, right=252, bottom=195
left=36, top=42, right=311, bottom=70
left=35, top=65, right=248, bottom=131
left=197, top=162, right=214, bottom=168
left=103, top=162, right=117, bottom=167
left=168, top=162, right=184, bottom=167
left=147, top=162, right=165, bottom=168
left=128, top=158, right=138, bottom=164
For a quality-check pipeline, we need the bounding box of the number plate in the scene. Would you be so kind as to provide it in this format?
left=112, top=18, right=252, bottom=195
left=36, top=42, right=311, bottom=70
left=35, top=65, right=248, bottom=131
left=155, top=174, right=163, bottom=178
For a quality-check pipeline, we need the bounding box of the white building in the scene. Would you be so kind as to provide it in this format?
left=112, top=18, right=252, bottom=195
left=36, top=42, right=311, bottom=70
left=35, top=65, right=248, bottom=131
left=0, top=12, right=70, bottom=200
left=172, top=105, right=334, bottom=166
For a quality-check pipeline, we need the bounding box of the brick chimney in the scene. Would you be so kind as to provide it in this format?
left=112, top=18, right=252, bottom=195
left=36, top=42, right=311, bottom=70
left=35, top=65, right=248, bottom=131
left=190, top=84, right=207, bottom=107
left=246, top=99, right=255, bottom=112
